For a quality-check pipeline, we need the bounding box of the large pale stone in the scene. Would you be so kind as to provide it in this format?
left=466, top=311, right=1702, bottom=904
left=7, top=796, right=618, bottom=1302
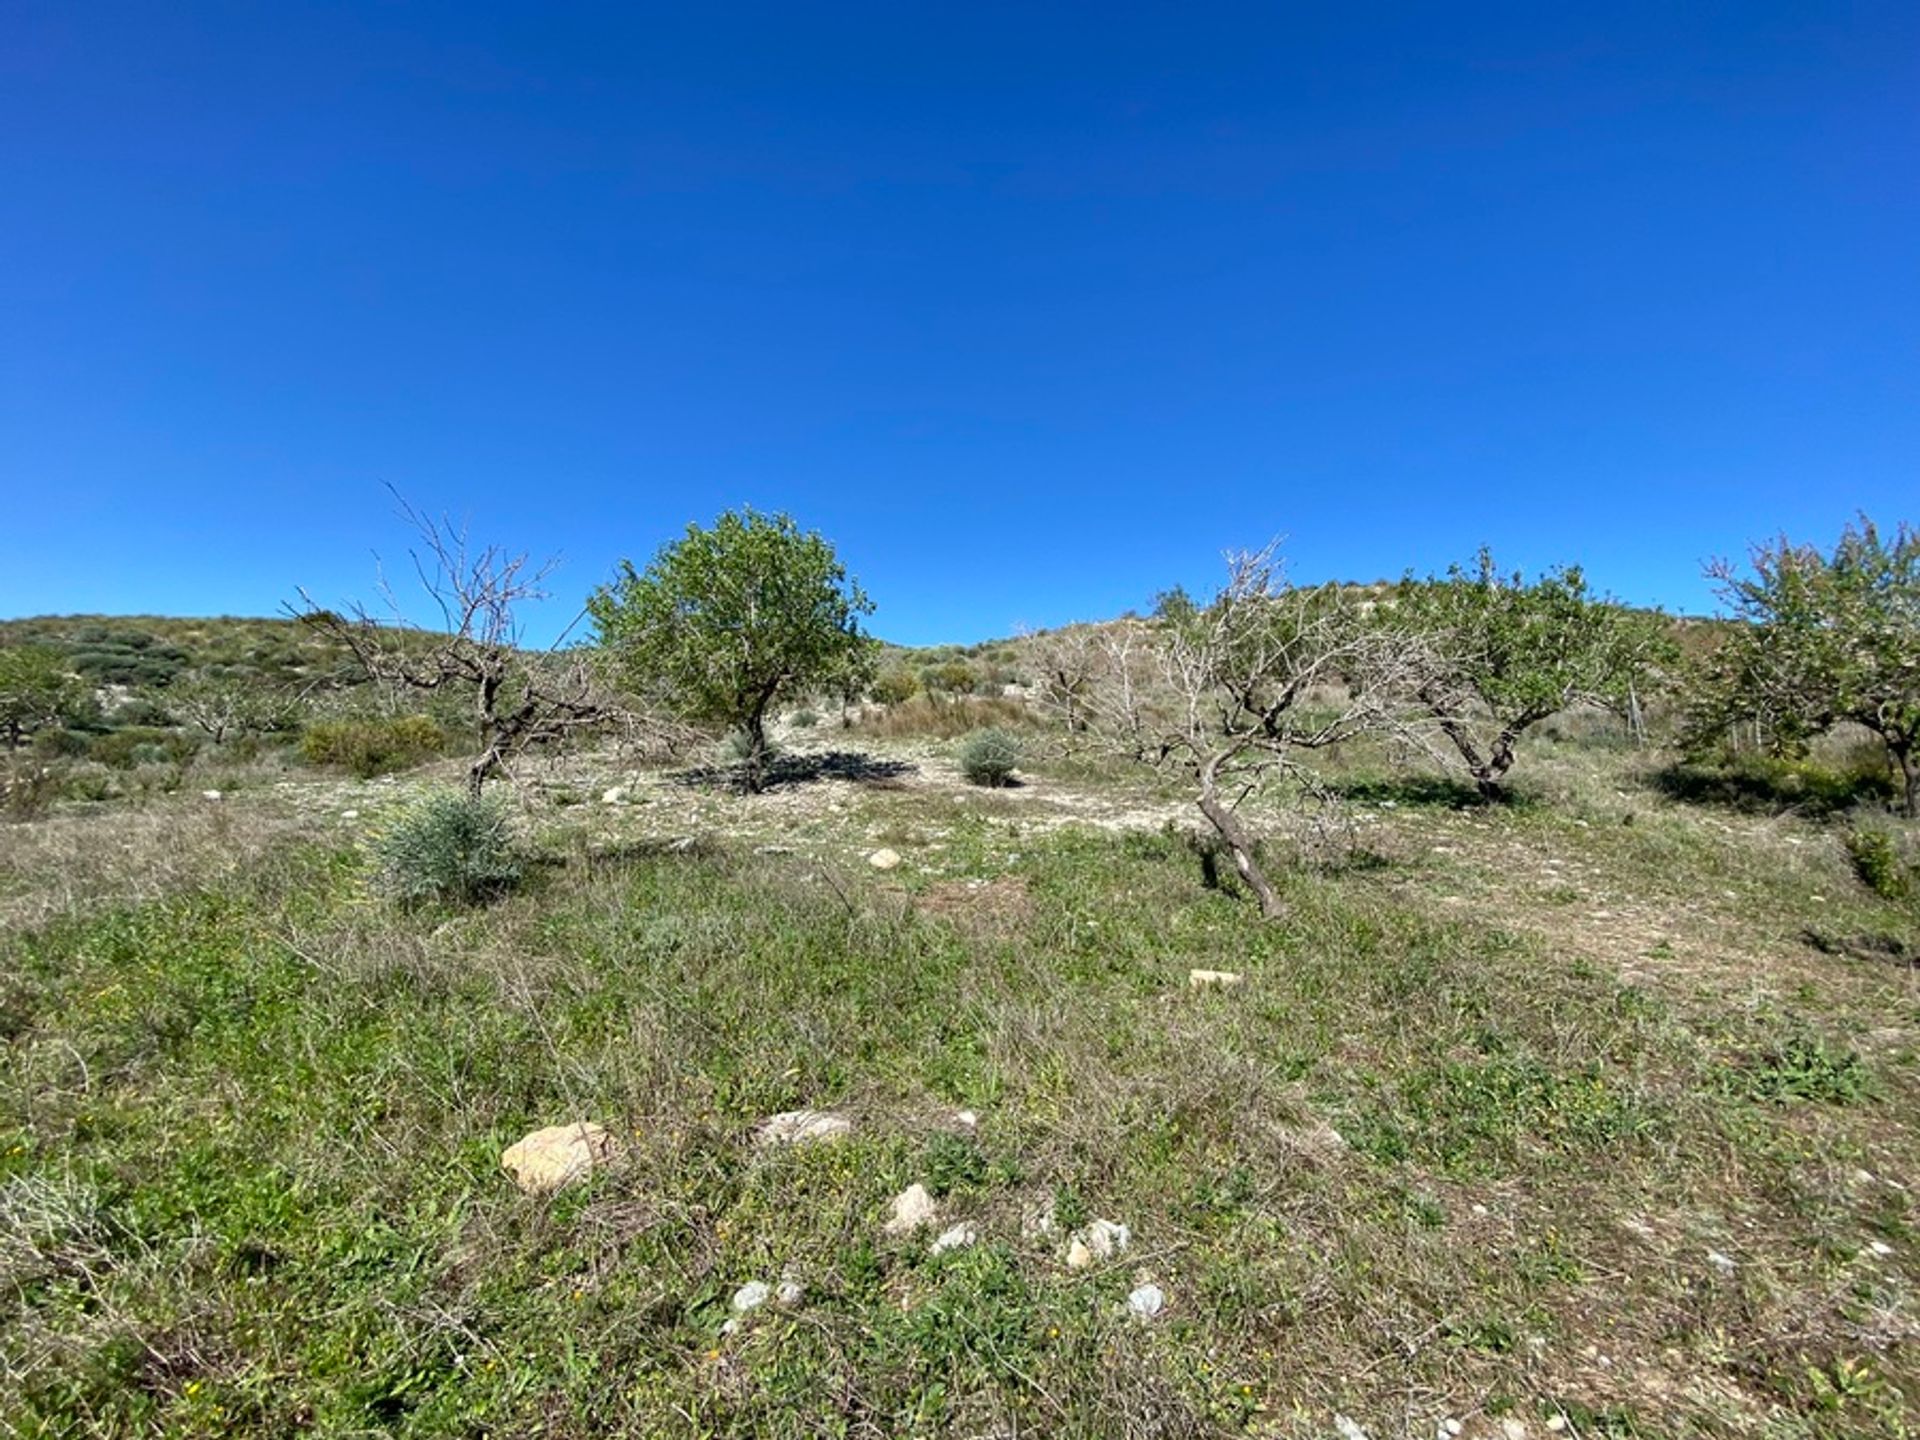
left=1188, top=968, right=1245, bottom=989
left=868, top=848, right=902, bottom=870
left=501, top=1122, right=614, bottom=1195
left=757, top=1109, right=853, bottom=1147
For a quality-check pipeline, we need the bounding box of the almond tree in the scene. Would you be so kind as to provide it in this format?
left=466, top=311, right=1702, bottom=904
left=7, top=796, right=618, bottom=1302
left=589, top=509, right=876, bottom=792
left=1697, top=517, right=1920, bottom=816
left=1383, top=551, right=1671, bottom=801
left=296, top=499, right=608, bottom=796
left=0, top=645, right=90, bottom=752
left=1080, top=544, right=1413, bottom=919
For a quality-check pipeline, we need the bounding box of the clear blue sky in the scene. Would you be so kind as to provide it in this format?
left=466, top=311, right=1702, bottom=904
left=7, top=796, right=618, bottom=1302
left=3, top=3, right=1914, bottom=644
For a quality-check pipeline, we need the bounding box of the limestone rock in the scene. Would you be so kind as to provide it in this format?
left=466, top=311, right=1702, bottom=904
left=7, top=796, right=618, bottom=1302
left=731, top=1280, right=771, bottom=1313
left=884, top=1183, right=938, bottom=1235
left=501, top=1122, right=614, bottom=1195
left=1188, top=968, right=1244, bottom=989
left=1126, top=1282, right=1165, bottom=1321
left=601, top=785, right=629, bottom=805
left=868, top=848, right=903, bottom=870
left=1065, top=1218, right=1131, bottom=1269
left=757, top=1109, right=853, bottom=1147
left=930, top=1221, right=977, bottom=1255
left=775, top=1277, right=806, bottom=1306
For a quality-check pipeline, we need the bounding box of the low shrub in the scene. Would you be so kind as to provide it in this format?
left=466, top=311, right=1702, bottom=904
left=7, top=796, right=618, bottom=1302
left=789, top=707, right=819, bottom=729
left=89, top=728, right=203, bottom=770
left=1846, top=827, right=1911, bottom=900
left=371, top=789, right=522, bottom=906
left=870, top=668, right=920, bottom=706
left=959, top=728, right=1021, bottom=787
left=300, top=715, right=447, bottom=779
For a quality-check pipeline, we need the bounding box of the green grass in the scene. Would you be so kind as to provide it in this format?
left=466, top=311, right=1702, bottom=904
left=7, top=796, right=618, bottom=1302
left=1, top=738, right=1917, bottom=1437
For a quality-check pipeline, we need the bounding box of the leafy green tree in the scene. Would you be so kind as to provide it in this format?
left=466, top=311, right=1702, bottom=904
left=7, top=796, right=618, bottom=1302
left=1696, top=518, right=1920, bottom=817
left=589, top=509, right=876, bottom=791
left=1386, top=551, right=1672, bottom=801
left=0, top=645, right=90, bottom=751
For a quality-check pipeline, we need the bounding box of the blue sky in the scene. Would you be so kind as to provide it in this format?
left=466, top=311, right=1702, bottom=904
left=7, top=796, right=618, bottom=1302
left=3, top=3, right=1914, bottom=644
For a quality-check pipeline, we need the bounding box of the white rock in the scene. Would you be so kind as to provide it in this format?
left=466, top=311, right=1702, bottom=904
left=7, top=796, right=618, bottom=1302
left=775, top=1277, right=806, bottom=1306
left=1336, top=1416, right=1371, bottom=1440
left=732, top=1280, right=771, bottom=1313
left=1499, top=1421, right=1530, bottom=1440
left=1545, top=1418, right=1567, bottom=1434
left=1188, top=968, right=1245, bottom=989
left=1126, top=1283, right=1165, bottom=1321
left=1065, top=1218, right=1130, bottom=1268
left=1443, top=1422, right=1464, bottom=1438
left=1869, top=1240, right=1893, bottom=1257
left=884, top=1183, right=939, bottom=1235
left=500, top=1122, right=615, bottom=1195
left=930, top=1222, right=977, bottom=1255
left=1706, top=1249, right=1737, bottom=1274
left=955, top=1109, right=979, bottom=1129
left=868, top=848, right=903, bottom=870
left=757, top=1109, right=853, bottom=1147
left=601, top=786, right=628, bottom=805
left=340, top=809, right=360, bottom=821
left=201, top=789, right=223, bottom=801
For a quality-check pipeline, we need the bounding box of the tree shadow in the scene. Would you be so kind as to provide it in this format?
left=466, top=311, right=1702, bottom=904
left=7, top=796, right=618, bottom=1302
left=1331, top=774, right=1499, bottom=810
left=669, top=750, right=918, bottom=793
left=1649, top=759, right=1894, bottom=818
left=1803, top=927, right=1916, bottom=967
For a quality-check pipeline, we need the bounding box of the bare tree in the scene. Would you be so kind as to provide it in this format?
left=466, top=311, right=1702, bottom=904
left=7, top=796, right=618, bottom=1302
left=168, top=670, right=297, bottom=745
left=295, top=497, right=609, bottom=796
left=1079, top=544, right=1417, bottom=919
left=1027, top=623, right=1107, bottom=734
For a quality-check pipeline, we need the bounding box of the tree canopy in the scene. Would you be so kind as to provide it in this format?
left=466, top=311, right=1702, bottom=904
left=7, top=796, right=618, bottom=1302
left=589, top=509, right=875, bottom=790
left=1385, top=550, right=1671, bottom=799
left=1696, top=517, right=1920, bottom=816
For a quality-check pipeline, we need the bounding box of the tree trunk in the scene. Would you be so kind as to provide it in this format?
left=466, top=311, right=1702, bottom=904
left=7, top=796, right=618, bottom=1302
left=743, top=710, right=770, bottom=793
left=1895, top=742, right=1919, bottom=820
left=1195, top=757, right=1284, bottom=920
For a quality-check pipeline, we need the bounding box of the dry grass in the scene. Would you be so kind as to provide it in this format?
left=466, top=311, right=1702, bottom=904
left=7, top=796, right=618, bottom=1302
left=0, top=726, right=1917, bottom=1436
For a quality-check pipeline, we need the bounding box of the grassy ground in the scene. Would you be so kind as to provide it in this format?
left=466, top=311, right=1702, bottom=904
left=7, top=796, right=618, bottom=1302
left=1, top=726, right=1916, bottom=1438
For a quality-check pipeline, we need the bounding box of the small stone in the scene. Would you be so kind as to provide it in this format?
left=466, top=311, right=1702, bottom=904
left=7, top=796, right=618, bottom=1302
left=732, top=1281, right=771, bottom=1313
left=1335, top=1416, right=1371, bottom=1440
left=884, top=1183, right=939, bottom=1235
left=1126, top=1283, right=1165, bottom=1320
left=1706, top=1249, right=1737, bottom=1275
left=868, top=848, right=902, bottom=870
left=1869, top=1240, right=1894, bottom=1257
left=1065, top=1218, right=1130, bottom=1268
left=500, top=1122, right=614, bottom=1195
left=1545, top=1418, right=1567, bottom=1434
left=1021, top=1200, right=1056, bottom=1239
left=757, top=1110, right=853, bottom=1147
left=601, top=786, right=628, bottom=805
left=1470, top=1204, right=1489, bottom=1217
left=1444, top=1422, right=1464, bottom=1437
left=775, top=1278, right=806, bottom=1306
left=1499, top=1422, right=1530, bottom=1440
left=1188, top=968, right=1245, bottom=989
left=930, top=1222, right=977, bottom=1255
left=340, top=809, right=359, bottom=821
left=954, top=1109, right=979, bottom=1129
left=201, top=789, right=223, bottom=801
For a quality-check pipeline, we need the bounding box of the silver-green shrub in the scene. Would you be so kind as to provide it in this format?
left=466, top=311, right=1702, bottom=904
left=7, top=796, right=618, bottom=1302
left=959, top=728, right=1020, bottom=787
left=372, top=789, right=522, bottom=906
